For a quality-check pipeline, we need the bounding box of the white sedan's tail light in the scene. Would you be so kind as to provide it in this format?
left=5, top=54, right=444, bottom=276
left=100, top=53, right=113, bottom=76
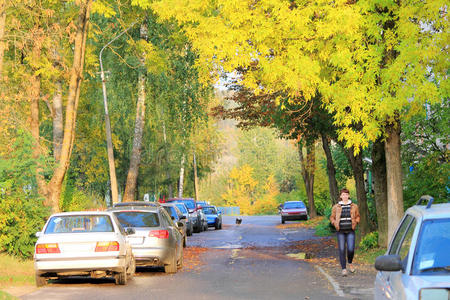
left=95, top=241, right=120, bottom=252
left=36, top=243, right=61, bottom=254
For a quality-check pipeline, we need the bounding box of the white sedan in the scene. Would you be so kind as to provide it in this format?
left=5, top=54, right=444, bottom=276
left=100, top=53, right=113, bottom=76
left=34, top=211, right=135, bottom=286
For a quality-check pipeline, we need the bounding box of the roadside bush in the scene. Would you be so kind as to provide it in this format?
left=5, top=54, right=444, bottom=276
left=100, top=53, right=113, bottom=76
left=314, top=207, right=334, bottom=236
left=0, top=131, right=50, bottom=259
left=359, top=231, right=379, bottom=251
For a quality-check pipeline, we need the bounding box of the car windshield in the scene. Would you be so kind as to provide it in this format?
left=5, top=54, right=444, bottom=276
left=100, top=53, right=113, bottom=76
left=113, top=211, right=160, bottom=228
left=45, top=215, right=114, bottom=233
left=412, top=218, right=450, bottom=275
left=283, top=202, right=305, bottom=209
left=163, top=207, right=178, bottom=220
left=202, top=207, right=217, bottom=214
left=174, top=200, right=195, bottom=209
left=175, top=204, right=188, bottom=214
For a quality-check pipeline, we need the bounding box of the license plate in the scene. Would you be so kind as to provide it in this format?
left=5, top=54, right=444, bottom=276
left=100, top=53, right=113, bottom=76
left=128, top=237, right=144, bottom=245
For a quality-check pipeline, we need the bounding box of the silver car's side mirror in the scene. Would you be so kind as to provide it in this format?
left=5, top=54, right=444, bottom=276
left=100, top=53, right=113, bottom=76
left=375, top=255, right=402, bottom=272
left=126, top=227, right=135, bottom=235
left=177, top=222, right=184, bottom=228
left=35, top=232, right=42, bottom=238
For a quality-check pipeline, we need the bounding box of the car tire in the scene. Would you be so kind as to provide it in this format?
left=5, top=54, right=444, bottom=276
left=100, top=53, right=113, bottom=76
left=281, top=217, right=285, bottom=224
left=219, top=222, right=222, bottom=229
left=187, top=227, right=193, bottom=236
left=35, top=273, right=47, bottom=287
left=215, top=220, right=220, bottom=230
left=115, top=268, right=128, bottom=285
left=164, top=251, right=177, bottom=274
left=183, top=236, right=187, bottom=248
left=204, top=224, right=208, bottom=231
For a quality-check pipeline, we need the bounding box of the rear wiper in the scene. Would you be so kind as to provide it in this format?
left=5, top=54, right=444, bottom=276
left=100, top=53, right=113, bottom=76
left=420, top=266, right=450, bottom=273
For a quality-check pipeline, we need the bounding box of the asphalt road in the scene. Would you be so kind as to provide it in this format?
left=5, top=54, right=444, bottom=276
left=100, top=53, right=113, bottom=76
left=22, top=216, right=349, bottom=300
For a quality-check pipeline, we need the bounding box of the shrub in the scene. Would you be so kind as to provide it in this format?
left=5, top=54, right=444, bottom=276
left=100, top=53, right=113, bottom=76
left=0, top=131, right=50, bottom=259
left=359, top=231, right=379, bottom=251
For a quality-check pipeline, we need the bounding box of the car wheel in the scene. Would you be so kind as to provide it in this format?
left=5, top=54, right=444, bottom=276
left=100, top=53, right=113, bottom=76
left=204, top=224, right=208, bottom=231
left=115, top=268, right=128, bottom=285
left=164, top=251, right=177, bottom=274
left=183, top=236, right=187, bottom=248
left=219, top=222, right=222, bottom=229
left=215, top=221, right=220, bottom=230
left=281, top=217, right=285, bottom=224
left=187, top=227, right=192, bottom=236
left=35, top=273, right=47, bottom=287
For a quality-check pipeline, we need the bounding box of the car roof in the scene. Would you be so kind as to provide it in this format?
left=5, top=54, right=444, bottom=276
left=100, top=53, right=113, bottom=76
left=49, top=211, right=113, bottom=217
left=108, top=206, right=159, bottom=213
left=167, top=198, right=195, bottom=201
left=112, top=201, right=159, bottom=207
left=407, top=203, right=450, bottom=220
left=283, top=201, right=304, bottom=203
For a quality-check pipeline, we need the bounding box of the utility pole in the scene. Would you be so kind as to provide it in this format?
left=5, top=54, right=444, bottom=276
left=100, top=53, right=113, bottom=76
left=99, top=22, right=136, bottom=205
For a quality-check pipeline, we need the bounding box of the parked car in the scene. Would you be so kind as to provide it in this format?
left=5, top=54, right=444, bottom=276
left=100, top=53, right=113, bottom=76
left=374, top=196, right=450, bottom=300
left=197, top=208, right=209, bottom=231
left=280, top=201, right=308, bottom=223
left=196, top=201, right=209, bottom=208
left=108, top=205, right=184, bottom=274
left=202, top=206, right=222, bottom=230
left=161, top=203, right=188, bottom=247
left=113, top=201, right=159, bottom=208
left=174, top=202, right=194, bottom=236
left=34, top=211, right=135, bottom=286
left=166, top=198, right=203, bottom=233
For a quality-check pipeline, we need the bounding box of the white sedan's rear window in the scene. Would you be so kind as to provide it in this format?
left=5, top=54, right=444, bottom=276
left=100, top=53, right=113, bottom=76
left=45, top=215, right=114, bottom=233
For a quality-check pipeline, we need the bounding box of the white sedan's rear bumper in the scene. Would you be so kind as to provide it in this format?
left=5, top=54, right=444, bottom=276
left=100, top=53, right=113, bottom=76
left=35, top=255, right=127, bottom=274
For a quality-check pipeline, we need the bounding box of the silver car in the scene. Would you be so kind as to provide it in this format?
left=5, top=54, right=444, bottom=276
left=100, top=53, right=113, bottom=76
left=374, top=196, right=450, bottom=300
left=161, top=203, right=188, bottom=247
left=109, top=206, right=184, bottom=273
left=280, top=201, right=308, bottom=223
left=34, top=211, right=135, bottom=286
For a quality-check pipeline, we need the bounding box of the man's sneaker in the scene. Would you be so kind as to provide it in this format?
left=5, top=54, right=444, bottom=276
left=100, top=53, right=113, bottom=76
left=348, top=264, right=355, bottom=273
left=342, top=269, right=348, bottom=277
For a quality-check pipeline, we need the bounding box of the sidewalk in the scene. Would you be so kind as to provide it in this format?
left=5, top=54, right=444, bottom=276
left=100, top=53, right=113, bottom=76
left=285, top=234, right=376, bottom=299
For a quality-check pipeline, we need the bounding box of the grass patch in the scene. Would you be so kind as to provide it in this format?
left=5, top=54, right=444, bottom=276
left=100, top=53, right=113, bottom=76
left=356, top=247, right=386, bottom=265
left=0, top=290, right=18, bottom=300
left=0, top=253, right=34, bottom=288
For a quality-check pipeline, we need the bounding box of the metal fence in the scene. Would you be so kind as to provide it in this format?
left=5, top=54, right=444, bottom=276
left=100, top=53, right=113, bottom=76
left=217, top=206, right=240, bottom=216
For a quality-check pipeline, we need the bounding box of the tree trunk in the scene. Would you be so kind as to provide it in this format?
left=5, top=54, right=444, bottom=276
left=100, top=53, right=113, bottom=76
left=162, top=114, right=173, bottom=198
left=193, top=152, right=199, bottom=200
left=321, top=134, right=339, bottom=204
left=372, top=137, right=388, bottom=247
left=178, top=154, right=185, bottom=198
left=385, top=118, right=404, bottom=242
left=47, top=0, right=92, bottom=213
left=123, top=23, right=148, bottom=202
left=345, top=147, right=371, bottom=236
left=0, top=0, right=6, bottom=80
left=299, top=142, right=316, bottom=217
left=123, top=71, right=146, bottom=202
left=52, top=82, right=63, bottom=162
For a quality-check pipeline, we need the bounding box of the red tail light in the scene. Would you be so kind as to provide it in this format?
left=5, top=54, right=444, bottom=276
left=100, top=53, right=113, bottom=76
left=36, top=243, right=60, bottom=254
left=95, top=241, right=120, bottom=252
left=149, top=230, right=169, bottom=239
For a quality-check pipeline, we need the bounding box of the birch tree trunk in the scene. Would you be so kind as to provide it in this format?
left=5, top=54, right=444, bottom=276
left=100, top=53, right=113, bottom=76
left=123, top=71, right=146, bottom=201
left=321, top=134, right=339, bottom=204
left=178, top=154, right=185, bottom=198
left=385, top=118, right=404, bottom=241
left=123, top=23, right=148, bottom=202
left=372, top=137, right=388, bottom=247
left=345, top=147, right=371, bottom=236
left=299, top=142, right=316, bottom=218
left=0, top=0, right=6, bottom=80
left=193, top=152, right=199, bottom=200
left=47, top=0, right=92, bottom=213
left=52, top=82, right=63, bottom=162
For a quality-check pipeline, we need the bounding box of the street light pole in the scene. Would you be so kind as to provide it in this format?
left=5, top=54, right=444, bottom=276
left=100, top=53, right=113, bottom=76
left=99, top=22, right=136, bottom=205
